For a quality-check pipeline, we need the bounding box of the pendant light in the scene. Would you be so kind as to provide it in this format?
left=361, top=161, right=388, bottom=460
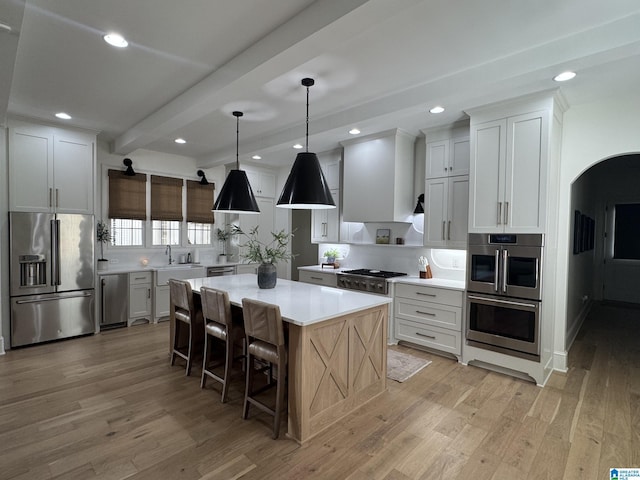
left=413, top=194, right=424, bottom=214
left=277, top=78, right=335, bottom=209
left=212, top=111, right=260, bottom=214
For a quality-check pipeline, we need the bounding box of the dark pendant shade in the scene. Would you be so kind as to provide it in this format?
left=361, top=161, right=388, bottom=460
left=277, top=152, right=336, bottom=209
left=413, top=193, right=425, bottom=214
left=213, top=169, right=260, bottom=214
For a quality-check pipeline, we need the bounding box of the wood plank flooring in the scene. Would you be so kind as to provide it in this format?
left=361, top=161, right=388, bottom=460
left=0, top=301, right=638, bottom=479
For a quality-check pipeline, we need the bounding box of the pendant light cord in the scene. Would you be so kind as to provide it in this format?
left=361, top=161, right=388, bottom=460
left=305, top=85, right=310, bottom=152
left=236, top=113, right=240, bottom=170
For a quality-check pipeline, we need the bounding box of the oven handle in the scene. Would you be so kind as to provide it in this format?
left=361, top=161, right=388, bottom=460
left=502, top=249, right=508, bottom=294
left=468, top=294, right=538, bottom=309
left=494, top=249, right=500, bottom=292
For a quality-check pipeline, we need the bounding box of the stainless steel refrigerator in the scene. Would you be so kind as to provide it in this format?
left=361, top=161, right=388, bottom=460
left=9, top=212, right=95, bottom=347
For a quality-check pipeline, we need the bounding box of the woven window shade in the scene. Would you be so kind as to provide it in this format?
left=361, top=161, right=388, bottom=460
left=151, top=175, right=183, bottom=221
left=187, top=180, right=215, bottom=223
left=108, top=169, right=147, bottom=220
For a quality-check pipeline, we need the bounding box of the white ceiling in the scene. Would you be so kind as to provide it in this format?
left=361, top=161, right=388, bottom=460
left=3, top=0, right=640, bottom=168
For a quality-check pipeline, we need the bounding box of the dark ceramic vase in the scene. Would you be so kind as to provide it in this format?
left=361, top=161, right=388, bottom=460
left=257, top=262, right=277, bottom=289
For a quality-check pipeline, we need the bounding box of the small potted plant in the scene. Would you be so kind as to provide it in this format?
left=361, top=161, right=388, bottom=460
left=96, top=221, right=111, bottom=271
left=230, top=225, right=294, bottom=289
left=323, top=248, right=341, bottom=264
left=216, top=227, right=231, bottom=263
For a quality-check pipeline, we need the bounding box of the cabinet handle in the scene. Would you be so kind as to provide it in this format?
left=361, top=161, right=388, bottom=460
left=416, top=310, right=436, bottom=316
left=310, top=276, right=323, bottom=281
left=416, top=332, right=436, bottom=340
left=497, top=202, right=502, bottom=225
left=442, top=221, right=445, bottom=240
left=134, top=276, right=146, bottom=280
left=416, top=292, right=436, bottom=297
left=504, top=201, right=509, bottom=225
left=49, top=188, right=53, bottom=208
left=56, top=189, right=59, bottom=208
left=447, top=220, right=451, bottom=240
left=147, top=288, right=151, bottom=299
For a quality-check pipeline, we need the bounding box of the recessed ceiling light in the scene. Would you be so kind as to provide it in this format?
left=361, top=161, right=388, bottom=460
left=349, top=128, right=361, bottom=135
left=429, top=106, right=445, bottom=114
left=553, top=71, right=576, bottom=82
left=293, top=143, right=303, bottom=149
left=174, top=138, right=186, bottom=144
left=103, top=33, right=128, bottom=48
left=55, top=112, right=71, bottom=120
left=252, top=155, right=262, bottom=160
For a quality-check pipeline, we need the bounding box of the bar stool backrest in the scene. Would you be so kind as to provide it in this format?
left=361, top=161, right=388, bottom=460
left=169, top=279, right=194, bottom=323
left=200, top=287, right=232, bottom=326
left=241, top=298, right=285, bottom=347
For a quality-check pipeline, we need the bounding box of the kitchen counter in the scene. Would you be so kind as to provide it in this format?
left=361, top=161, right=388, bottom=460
left=297, top=265, right=349, bottom=274
left=186, top=274, right=391, bottom=326
left=390, top=276, right=466, bottom=291
left=184, top=274, right=390, bottom=443
left=96, top=261, right=250, bottom=276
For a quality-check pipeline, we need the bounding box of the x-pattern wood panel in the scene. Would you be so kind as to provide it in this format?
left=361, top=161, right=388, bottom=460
left=308, top=320, right=349, bottom=415
left=351, top=310, right=384, bottom=391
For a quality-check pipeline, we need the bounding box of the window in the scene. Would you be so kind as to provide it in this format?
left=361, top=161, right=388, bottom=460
left=187, top=222, right=211, bottom=245
left=152, top=220, right=180, bottom=246
left=186, top=180, right=215, bottom=245
left=151, top=175, right=183, bottom=246
left=108, top=169, right=147, bottom=247
left=111, top=219, right=144, bottom=246
left=613, top=203, right=640, bottom=260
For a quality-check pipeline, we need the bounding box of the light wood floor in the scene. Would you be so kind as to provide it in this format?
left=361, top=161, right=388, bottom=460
left=1, top=301, right=638, bottom=479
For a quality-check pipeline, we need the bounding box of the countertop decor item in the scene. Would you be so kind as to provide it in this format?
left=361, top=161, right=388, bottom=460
left=230, top=225, right=294, bottom=288
left=96, top=220, right=111, bottom=270
left=217, top=227, right=230, bottom=262
left=418, top=255, right=433, bottom=279
left=322, top=247, right=340, bottom=264
left=376, top=228, right=391, bottom=244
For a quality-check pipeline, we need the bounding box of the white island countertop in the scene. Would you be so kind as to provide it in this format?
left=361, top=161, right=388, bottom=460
left=185, top=274, right=391, bottom=327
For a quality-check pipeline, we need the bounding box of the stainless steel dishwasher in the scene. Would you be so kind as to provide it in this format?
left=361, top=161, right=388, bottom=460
left=100, top=274, right=128, bottom=330
left=207, top=265, right=236, bottom=277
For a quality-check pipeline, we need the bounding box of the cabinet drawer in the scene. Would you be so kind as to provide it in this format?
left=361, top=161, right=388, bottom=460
left=130, top=272, right=152, bottom=285
left=395, top=298, right=461, bottom=330
left=396, top=320, right=461, bottom=355
left=299, top=270, right=337, bottom=287
left=395, top=283, right=462, bottom=306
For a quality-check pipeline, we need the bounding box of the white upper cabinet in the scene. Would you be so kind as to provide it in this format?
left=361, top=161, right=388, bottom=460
left=467, top=94, right=563, bottom=234
left=424, top=176, right=469, bottom=249
left=245, top=168, right=275, bottom=198
left=341, top=129, right=415, bottom=222
left=426, top=135, right=470, bottom=178
left=8, top=121, right=95, bottom=214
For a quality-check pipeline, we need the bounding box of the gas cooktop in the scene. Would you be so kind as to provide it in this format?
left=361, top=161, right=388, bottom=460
left=336, top=269, right=407, bottom=295
left=341, top=269, right=408, bottom=279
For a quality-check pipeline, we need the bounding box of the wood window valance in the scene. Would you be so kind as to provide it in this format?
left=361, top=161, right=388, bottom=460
left=186, top=180, right=215, bottom=224
left=151, top=175, right=183, bottom=221
left=108, top=169, right=147, bottom=220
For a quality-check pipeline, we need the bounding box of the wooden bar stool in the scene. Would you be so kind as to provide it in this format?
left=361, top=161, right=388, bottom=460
left=241, top=298, right=287, bottom=439
left=200, top=286, right=245, bottom=403
left=169, top=279, right=203, bottom=376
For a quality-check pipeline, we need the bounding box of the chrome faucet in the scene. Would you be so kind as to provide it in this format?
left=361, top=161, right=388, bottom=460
left=165, top=245, right=173, bottom=265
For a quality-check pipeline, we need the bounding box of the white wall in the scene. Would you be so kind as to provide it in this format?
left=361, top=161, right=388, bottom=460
left=555, top=90, right=640, bottom=365
left=0, top=126, right=7, bottom=352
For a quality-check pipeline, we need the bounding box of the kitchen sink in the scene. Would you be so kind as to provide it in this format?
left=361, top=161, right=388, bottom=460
left=155, top=265, right=205, bottom=285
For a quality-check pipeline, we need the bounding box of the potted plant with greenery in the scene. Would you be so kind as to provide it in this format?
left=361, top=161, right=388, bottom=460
left=216, top=227, right=231, bottom=263
left=230, top=225, right=294, bottom=289
left=323, top=247, right=341, bottom=264
left=96, top=221, right=111, bottom=271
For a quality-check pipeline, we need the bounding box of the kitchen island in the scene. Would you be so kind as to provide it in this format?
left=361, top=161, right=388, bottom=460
left=185, top=274, right=392, bottom=443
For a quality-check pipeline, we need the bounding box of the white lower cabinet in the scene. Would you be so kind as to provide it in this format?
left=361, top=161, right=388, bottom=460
left=298, top=270, right=338, bottom=287
left=394, top=283, right=463, bottom=360
left=129, top=272, right=152, bottom=325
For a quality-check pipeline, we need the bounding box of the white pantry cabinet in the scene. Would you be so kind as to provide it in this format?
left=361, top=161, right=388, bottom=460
left=424, top=176, right=468, bottom=249
left=467, top=93, right=563, bottom=234
left=341, top=129, right=415, bottom=222
left=245, top=168, right=275, bottom=198
left=426, top=135, right=470, bottom=178
left=8, top=121, right=95, bottom=214
left=311, top=189, right=340, bottom=243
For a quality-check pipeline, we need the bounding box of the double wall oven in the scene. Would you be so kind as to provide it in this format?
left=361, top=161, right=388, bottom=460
left=466, top=233, right=544, bottom=360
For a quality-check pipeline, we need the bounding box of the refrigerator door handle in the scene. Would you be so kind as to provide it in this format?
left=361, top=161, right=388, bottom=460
left=52, top=219, right=61, bottom=286
left=16, top=292, right=93, bottom=304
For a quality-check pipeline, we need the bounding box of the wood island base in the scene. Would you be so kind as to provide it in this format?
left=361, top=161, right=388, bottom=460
left=287, top=304, right=388, bottom=444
